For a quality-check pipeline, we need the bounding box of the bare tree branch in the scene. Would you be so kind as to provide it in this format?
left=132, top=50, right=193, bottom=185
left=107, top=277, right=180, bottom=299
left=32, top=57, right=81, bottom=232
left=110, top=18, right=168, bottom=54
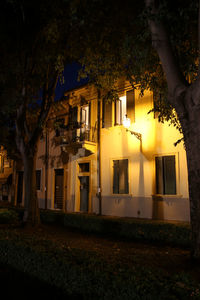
left=29, top=71, right=59, bottom=149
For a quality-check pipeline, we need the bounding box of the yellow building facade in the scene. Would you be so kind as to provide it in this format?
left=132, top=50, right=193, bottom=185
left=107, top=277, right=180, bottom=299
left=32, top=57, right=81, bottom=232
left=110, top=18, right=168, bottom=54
left=0, top=147, right=14, bottom=202
left=15, top=79, right=190, bottom=222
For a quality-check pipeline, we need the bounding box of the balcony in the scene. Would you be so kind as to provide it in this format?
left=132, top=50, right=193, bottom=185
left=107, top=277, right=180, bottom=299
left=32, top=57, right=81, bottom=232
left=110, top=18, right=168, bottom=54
left=60, top=123, right=97, bottom=156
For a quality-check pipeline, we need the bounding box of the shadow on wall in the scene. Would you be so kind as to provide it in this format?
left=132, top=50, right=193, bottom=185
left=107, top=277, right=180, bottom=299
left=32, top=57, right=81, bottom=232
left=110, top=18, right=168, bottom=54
left=138, top=145, right=145, bottom=197
left=152, top=195, right=164, bottom=220
left=71, top=194, right=75, bottom=211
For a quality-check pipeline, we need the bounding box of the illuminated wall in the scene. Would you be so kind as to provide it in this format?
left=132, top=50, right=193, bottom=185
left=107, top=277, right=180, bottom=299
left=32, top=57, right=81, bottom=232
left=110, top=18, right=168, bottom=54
left=97, top=85, right=189, bottom=221
left=34, top=81, right=190, bottom=222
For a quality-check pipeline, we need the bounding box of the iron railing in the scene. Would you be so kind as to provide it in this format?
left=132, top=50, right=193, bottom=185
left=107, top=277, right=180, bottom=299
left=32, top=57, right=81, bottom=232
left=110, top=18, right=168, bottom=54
left=60, top=124, right=97, bottom=145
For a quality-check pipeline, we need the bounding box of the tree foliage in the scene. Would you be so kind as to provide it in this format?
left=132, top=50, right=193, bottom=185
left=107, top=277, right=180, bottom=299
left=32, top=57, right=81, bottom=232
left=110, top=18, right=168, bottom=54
left=0, top=0, right=78, bottom=224
left=70, top=0, right=198, bottom=134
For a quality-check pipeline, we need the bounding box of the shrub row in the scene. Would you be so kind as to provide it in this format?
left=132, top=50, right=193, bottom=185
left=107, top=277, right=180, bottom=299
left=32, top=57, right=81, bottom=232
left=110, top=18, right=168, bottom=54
left=0, top=230, right=199, bottom=299
left=40, top=210, right=191, bottom=247
left=0, top=201, right=191, bottom=247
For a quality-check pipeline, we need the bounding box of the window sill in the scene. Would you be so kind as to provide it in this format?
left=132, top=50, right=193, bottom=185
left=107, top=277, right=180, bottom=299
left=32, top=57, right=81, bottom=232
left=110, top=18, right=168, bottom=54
left=152, top=194, right=183, bottom=200
left=111, top=194, right=132, bottom=197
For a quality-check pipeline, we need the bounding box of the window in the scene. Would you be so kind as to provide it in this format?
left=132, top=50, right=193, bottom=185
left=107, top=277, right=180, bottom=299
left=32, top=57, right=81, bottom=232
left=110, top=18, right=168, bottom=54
left=79, top=163, right=90, bottom=172
left=126, top=89, right=135, bottom=123
left=115, top=99, right=122, bottom=125
left=102, top=99, right=112, bottom=128
left=155, top=155, right=176, bottom=195
left=113, top=159, right=129, bottom=194
left=55, top=118, right=65, bottom=137
left=81, top=105, right=90, bottom=128
left=80, top=104, right=90, bottom=141
left=36, top=170, right=41, bottom=191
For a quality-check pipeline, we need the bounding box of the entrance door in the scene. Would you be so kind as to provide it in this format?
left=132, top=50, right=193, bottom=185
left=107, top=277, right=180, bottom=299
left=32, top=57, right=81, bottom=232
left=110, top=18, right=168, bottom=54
left=79, top=176, right=89, bottom=212
left=54, top=169, right=64, bottom=209
left=17, top=171, right=23, bottom=204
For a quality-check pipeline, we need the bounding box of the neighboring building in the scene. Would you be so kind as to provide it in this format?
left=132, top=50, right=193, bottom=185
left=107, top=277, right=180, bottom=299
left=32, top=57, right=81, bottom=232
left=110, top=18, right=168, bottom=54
left=11, top=79, right=190, bottom=221
left=0, top=147, right=15, bottom=202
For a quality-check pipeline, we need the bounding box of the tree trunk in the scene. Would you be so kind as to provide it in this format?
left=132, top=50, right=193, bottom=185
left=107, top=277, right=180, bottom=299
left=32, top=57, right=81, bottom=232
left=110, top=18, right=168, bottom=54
left=145, top=0, right=200, bottom=260
left=22, top=148, right=40, bottom=226
left=179, top=103, right=200, bottom=260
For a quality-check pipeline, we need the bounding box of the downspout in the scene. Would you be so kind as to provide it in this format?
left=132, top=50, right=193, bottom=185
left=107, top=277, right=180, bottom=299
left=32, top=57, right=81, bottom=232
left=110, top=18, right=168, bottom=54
left=97, top=89, right=102, bottom=215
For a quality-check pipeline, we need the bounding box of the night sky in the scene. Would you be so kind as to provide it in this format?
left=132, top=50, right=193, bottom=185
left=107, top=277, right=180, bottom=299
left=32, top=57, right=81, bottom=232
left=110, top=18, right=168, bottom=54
left=55, top=62, right=88, bottom=101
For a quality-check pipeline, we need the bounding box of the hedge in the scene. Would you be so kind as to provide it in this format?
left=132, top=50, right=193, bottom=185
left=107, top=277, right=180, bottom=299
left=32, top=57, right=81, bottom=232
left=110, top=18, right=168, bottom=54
left=40, top=210, right=191, bottom=247
left=0, top=201, right=191, bottom=247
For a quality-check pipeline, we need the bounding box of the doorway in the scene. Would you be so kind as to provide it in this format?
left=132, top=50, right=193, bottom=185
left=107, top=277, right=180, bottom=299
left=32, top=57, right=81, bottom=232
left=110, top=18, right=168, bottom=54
left=54, top=169, right=64, bottom=209
left=79, top=176, right=89, bottom=212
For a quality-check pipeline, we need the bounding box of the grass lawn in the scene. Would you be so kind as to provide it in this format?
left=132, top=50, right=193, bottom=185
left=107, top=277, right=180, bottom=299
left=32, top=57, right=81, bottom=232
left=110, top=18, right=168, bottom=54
left=0, top=222, right=200, bottom=299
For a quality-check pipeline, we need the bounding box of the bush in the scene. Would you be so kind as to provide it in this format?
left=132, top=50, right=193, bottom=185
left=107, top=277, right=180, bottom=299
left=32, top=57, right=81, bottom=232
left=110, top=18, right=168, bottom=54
left=0, top=209, right=19, bottom=224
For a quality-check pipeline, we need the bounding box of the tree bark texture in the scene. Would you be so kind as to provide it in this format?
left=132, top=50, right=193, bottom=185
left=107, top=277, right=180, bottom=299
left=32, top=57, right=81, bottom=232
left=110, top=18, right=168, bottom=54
left=15, top=72, right=58, bottom=225
left=146, top=0, right=200, bottom=259
left=179, top=92, right=200, bottom=260
left=22, top=148, right=40, bottom=225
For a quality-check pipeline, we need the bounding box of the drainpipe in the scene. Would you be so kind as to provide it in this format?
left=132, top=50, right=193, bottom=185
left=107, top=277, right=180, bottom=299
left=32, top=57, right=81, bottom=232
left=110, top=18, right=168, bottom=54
left=97, top=89, right=102, bottom=215
left=45, top=129, right=49, bottom=209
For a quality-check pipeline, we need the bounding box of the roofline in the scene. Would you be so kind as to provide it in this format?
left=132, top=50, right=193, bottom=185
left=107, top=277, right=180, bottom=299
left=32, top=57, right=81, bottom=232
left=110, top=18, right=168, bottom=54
left=64, top=82, right=90, bottom=95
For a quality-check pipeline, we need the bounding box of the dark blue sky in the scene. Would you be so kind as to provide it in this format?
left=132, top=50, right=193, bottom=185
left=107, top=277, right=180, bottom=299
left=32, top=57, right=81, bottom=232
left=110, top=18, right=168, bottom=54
left=55, top=62, right=88, bottom=100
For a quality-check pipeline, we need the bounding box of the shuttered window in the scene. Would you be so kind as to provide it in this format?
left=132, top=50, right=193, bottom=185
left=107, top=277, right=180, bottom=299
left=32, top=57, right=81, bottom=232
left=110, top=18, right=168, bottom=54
left=155, top=156, right=176, bottom=195
left=69, top=106, right=78, bottom=141
left=69, top=106, right=78, bottom=124
left=36, top=170, right=41, bottom=191
left=126, top=90, right=135, bottom=123
left=102, top=99, right=112, bottom=128
left=113, top=159, right=129, bottom=194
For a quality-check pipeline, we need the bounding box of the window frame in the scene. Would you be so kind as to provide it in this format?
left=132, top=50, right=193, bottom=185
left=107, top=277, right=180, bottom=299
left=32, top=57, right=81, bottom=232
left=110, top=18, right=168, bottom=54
left=112, top=158, right=129, bottom=195
left=114, top=98, right=122, bottom=126
left=154, top=154, right=178, bottom=196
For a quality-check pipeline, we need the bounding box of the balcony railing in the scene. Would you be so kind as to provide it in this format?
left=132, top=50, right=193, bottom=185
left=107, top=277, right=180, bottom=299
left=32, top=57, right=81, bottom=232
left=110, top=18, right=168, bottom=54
left=60, top=123, right=97, bottom=145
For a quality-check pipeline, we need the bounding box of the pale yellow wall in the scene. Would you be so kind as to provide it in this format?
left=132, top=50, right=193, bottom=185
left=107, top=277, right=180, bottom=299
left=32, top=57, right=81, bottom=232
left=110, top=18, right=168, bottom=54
left=100, top=86, right=189, bottom=221
left=67, top=96, right=98, bottom=213
left=35, top=82, right=190, bottom=222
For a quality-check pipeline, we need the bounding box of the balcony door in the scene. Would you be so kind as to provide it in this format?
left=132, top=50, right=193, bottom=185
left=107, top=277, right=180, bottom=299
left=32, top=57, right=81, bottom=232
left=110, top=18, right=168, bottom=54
left=80, top=104, right=90, bottom=141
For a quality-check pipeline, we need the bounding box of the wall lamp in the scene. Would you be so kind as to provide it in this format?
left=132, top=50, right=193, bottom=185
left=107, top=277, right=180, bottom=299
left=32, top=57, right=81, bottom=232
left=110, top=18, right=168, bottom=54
left=123, top=115, right=142, bottom=142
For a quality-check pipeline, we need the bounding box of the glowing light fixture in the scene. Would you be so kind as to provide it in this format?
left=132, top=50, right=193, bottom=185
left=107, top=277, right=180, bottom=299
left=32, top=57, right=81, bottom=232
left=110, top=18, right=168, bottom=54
left=123, top=115, right=131, bottom=128
left=123, top=114, right=142, bottom=142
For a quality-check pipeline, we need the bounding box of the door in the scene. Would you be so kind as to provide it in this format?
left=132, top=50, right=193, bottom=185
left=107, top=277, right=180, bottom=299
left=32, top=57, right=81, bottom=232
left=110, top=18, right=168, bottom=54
left=54, top=169, right=64, bottom=209
left=17, top=171, right=23, bottom=204
left=79, top=176, right=89, bottom=212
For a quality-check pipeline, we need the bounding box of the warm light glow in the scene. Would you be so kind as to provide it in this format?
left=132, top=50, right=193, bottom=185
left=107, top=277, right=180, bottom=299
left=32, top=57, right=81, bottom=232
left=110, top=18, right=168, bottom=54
left=123, top=115, right=131, bottom=128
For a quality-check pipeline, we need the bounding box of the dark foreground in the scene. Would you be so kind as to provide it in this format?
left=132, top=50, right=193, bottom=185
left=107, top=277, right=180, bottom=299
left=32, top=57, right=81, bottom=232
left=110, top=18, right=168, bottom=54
left=0, top=223, right=200, bottom=299
left=0, top=263, right=72, bottom=299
